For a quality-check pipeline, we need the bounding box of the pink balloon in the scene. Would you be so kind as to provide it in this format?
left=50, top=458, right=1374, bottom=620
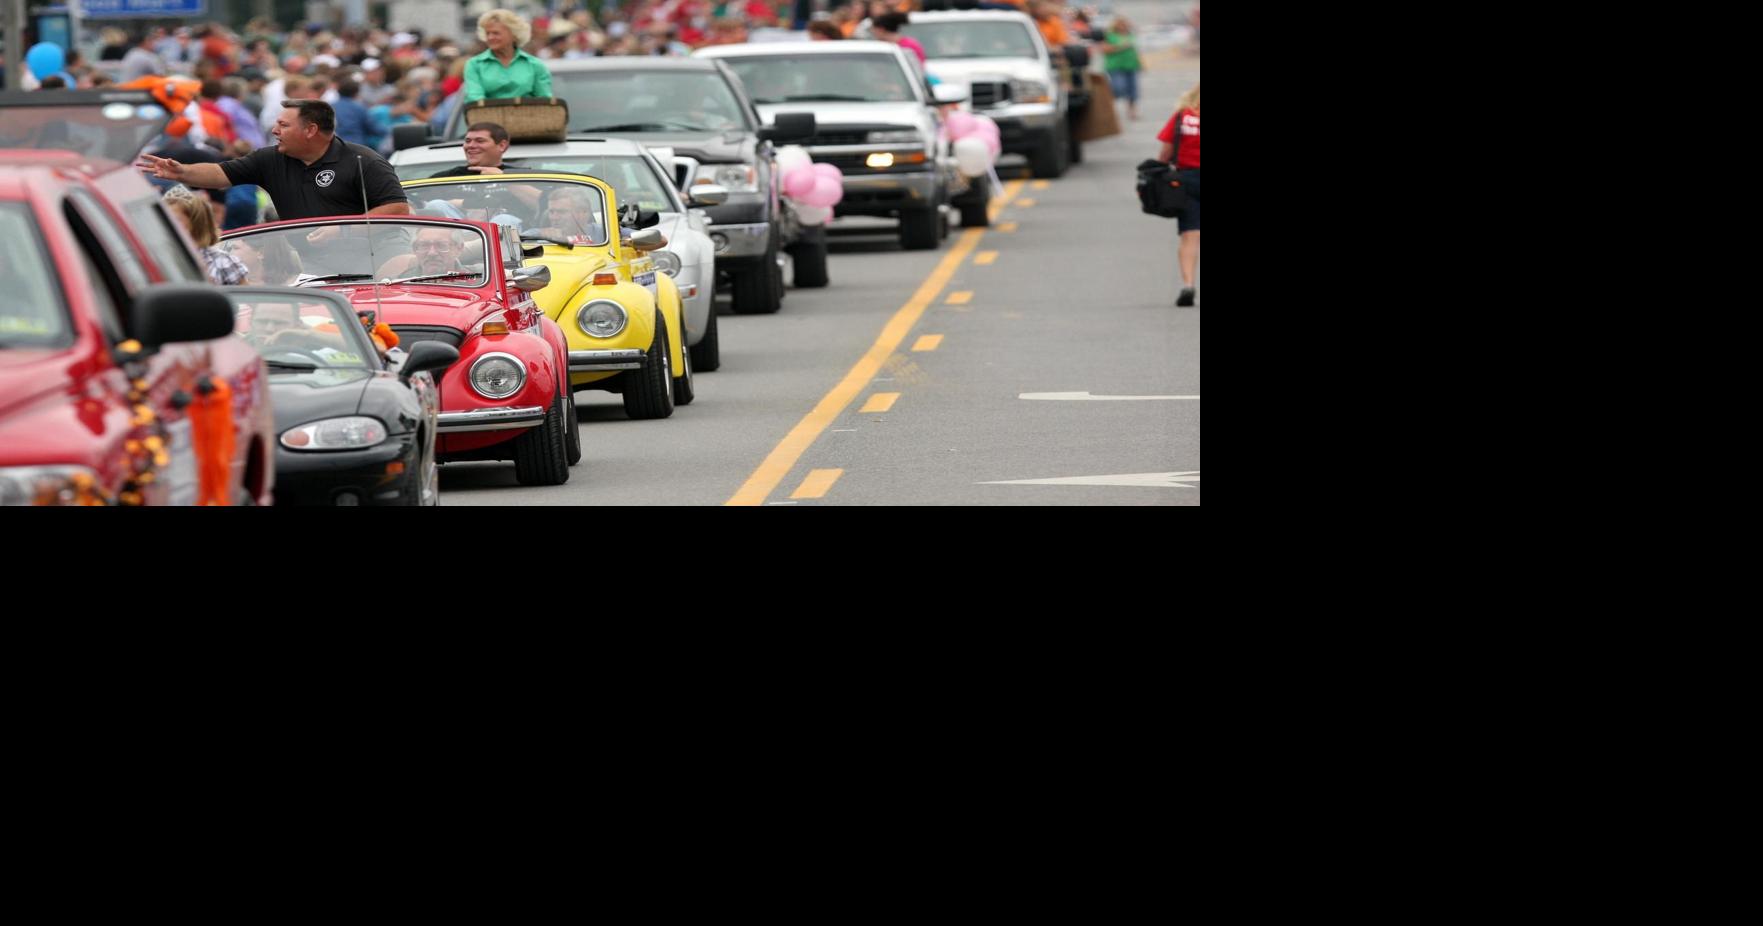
left=812, top=162, right=842, bottom=182
left=782, top=166, right=816, bottom=199
left=982, top=133, right=1001, bottom=157
left=802, top=175, right=843, bottom=208
left=946, top=110, right=978, bottom=139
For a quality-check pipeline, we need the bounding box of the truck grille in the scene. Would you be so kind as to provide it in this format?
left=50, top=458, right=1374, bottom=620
left=970, top=81, right=1010, bottom=108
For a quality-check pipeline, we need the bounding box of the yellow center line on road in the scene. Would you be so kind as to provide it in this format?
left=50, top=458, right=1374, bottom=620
left=725, top=179, right=1027, bottom=506
left=996, top=222, right=1019, bottom=233
left=860, top=392, right=900, bottom=413
left=973, top=251, right=999, bottom=265
left=1017, top=198, right=1037, bottom=207
left=911, top=335, right=943, bottom=352
left=790, top=469, right=844, bottom=500
left=946, top=291, right=973, bottom=305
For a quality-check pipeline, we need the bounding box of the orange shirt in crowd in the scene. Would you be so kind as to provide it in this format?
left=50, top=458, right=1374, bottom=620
left=1038, top=16, right=1071, bottom=48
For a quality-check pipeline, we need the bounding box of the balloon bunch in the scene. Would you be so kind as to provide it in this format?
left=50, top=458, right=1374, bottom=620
left=775, top=145, right=842, bottom=226
left=944, top=111, right=1001, bottom=178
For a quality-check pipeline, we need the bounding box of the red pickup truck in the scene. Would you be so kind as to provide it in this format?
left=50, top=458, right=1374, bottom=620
left=0, top=91, right=275, bottom=506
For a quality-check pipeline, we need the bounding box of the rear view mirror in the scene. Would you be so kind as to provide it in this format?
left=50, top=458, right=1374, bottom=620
left=688, top=184, right=728, bottom=206
left=510, top=264, right=551, bottom=292
left=627, top=228, right=665, bottom=251
left=131, top=285, right=235, bottom=349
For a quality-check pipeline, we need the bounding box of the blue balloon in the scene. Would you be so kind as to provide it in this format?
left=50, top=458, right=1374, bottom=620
left=26, top=42, right=66, bottom=81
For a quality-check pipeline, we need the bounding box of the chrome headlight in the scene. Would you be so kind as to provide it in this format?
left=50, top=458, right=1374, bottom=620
left=870, top=130, right=920, bottom=143
left=280, top=417, right=388, bottom=451
left=701, top=164, right=757, bottom=193
left=577, top=300, right=629, bottom=339
left=0, top=465, right=103, bottom=506
left=652, top=251, right=682, bottom=277
left=469, top=352, right=526, bottom=400
left=1010, top=78, right=1051, bottom=104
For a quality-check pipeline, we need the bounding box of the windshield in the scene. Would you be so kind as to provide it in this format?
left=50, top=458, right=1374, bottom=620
left=0, top=98, right=171, bottom=162
left=899, top=21, right=1041, bottom=59
left=723, top=54, right=918, bottom=104
left=404, top=179, right=611, bottom=247
left=219, top=220, right=490, bottom=288
left=548, top=70, right=752, bottom=135
left=226, top=293, right=378, bottom=370
left=0, top=203, right=72, bottom=349
left=397, top=157, right=680, bottom=213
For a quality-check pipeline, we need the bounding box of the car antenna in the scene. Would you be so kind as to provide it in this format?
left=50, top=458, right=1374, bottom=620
left=359, top=154, right=387, bottom=346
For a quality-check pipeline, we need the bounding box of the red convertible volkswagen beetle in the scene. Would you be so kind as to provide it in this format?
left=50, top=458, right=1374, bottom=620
left=218, top=215, right=578, bottom=485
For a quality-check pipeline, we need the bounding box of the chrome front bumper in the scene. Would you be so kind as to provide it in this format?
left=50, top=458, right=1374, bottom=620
left=706, top=222, right=771, bottom=259
left=569, top=349, right=648, bottom=372
left=437, top=405, right=546, bottom=433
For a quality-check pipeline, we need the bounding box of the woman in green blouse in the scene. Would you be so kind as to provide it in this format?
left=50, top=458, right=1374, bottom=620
left=464, top=9, right=553, bottom=103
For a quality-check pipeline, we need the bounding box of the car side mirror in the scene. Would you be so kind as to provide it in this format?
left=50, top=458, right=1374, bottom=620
left=130, top=284, right=235, bottom=351
left=400, top=340, right=459, bottom=381
left=627, top=228, right=665, bottom=251
left=758, top=111, right=816, bottom=143
left=521, top=241, right=544, bottom=258
left=636, top=209, right=660, bottom=229
left=392, top=123, right=435, bottom=151
left=688, top=184, right=729, bottom=206
left=932, top=83, right=969, bottom=106
left=510, top=264, right=551, bottom=292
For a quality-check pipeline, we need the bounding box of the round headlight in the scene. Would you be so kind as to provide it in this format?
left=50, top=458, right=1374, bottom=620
left=469, top=352, right=526, bottom=400
left=281, top=416, right=388, bottom=451
left=577, top=300, right=628, bottom=339
left=652, top=251, right=682, bottom=277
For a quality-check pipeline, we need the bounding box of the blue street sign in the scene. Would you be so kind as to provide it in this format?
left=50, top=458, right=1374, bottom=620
left=76, top=0, right=209, bottom=18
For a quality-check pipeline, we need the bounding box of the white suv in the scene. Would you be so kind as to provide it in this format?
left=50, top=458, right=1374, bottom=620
left=902, top=9, right=1080, bottom=180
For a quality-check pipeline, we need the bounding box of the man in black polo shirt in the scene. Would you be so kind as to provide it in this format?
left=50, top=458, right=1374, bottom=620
left=137, top=99, right=410, bottom=222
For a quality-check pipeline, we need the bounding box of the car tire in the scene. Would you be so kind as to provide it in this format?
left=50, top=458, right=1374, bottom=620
left=622, top=313, right=676, bottom=419
left=1030, top=122, right=1069, bottom=179
left=790, top=229, right=829, bottom=289
left=513, top=395, right=570, bottom=486
left=563, top=391, right=582, bottom=466
left=900, top=206, right=941, bottom=250
left=732, top=233, right=783, bottom=314
left=690, top=302, right=721, bottom=372
left=673, top=327, right=695, bottom=406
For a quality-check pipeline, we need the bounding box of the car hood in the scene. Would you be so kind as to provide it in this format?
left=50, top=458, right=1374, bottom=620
left=526, top=247, right=622, bottom=320
left=322, top=284, right=498, bottom=332
left=598, top=130, right=751, bottom=162
left=756, top=101, right=926, bottom=131
left=924, top=58, right=1047, bottom=85
left=266, top=368, right=374, bottom=433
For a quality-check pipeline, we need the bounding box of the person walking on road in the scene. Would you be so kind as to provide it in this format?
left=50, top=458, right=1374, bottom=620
left=1157, top=83, right=1200, bottom=306
left=136, top=99, right=410, bottom=223
left=1101, top=15, right=1142, bottom=121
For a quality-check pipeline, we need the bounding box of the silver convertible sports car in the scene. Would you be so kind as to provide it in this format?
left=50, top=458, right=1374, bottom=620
left=391, top=137, right=726, bottom=371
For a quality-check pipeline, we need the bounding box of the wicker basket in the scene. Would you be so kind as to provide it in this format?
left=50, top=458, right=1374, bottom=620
left=461, top=97, right=570, bottom=144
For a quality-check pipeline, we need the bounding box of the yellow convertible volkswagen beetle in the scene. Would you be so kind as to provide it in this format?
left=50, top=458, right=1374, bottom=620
left=402, top=173, right=693, bottom=419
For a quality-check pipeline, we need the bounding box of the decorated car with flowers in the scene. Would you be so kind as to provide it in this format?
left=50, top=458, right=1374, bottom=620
left=400, top=172, right=693, bottom=420
left=218, top=214, right=578, bottom=486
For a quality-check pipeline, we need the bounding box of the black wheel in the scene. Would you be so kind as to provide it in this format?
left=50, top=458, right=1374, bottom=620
left=622, top=313, right=676, bottom=419
left=790, top=231, right=829, bottom=288
left=563, top=391, right=581, bottom=466
left=672, top=328, right=695, bottom=406
left=960, top=198, right=990, bottom=228
left=690, top=302, right=721, bottom=372
left=1030, top=123, right=1069, bottom=179
left=731, top=233, right=782, bottom=314
left=899, top=206, right=940, bottom=250
left=513, top=395, right=570, bottom=486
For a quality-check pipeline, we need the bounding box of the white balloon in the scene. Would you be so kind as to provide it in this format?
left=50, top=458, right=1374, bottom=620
left=793, top=203, right=833, bottom=226
left=774, top=145, right=813, bottom=176
left=953, top=136, right=992, bottom=178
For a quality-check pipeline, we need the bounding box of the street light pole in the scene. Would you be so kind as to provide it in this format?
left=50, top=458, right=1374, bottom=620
left=4, top=0, right=25, bottom=92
